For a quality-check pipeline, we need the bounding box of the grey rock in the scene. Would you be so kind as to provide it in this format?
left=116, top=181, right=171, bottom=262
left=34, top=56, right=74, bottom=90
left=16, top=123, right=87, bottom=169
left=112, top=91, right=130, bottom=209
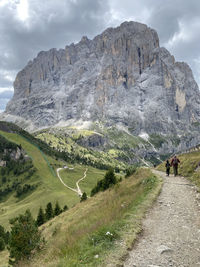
left=157, top=245, right=173, bottom=254
left=3, top=21, right=200, bottom=156
left=76, top=133, right=107, bottom=148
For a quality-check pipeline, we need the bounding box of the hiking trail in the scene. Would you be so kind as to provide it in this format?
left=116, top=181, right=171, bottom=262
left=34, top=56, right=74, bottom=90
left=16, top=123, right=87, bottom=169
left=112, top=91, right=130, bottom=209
left=56, top=167, right=88, bottom=197
left=124, top=170, right=200, bottom=267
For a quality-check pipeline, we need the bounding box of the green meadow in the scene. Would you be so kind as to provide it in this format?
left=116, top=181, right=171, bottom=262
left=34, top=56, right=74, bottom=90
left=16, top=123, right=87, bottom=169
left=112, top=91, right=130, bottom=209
left=0, top=130, right=105, bottom=228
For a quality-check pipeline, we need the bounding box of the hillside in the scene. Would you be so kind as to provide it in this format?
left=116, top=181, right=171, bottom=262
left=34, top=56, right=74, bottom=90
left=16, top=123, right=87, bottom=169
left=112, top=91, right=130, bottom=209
left=0, top=122, right=106, bottom=228
left=34, top=124, right=166, bottom=168
left=6, top=168, right=161, bottom=267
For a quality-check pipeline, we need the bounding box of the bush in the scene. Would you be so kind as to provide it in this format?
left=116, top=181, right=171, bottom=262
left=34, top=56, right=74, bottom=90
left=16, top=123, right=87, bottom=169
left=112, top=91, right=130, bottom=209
left=62, top=205, right=68, bottom=212
left=80, top=192, right=87, bottom=202
left=125, top=166, right=137, bottom=178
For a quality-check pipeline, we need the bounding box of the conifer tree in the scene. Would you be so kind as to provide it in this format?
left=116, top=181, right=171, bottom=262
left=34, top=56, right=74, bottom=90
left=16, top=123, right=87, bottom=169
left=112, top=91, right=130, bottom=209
left=45, top=202, right=54, bottom=220
left=103, top=168, right=116, bottom=189
left=54, top=201, right=61, bottom=216
left=8, top=209, right=41, bottom=264
left=36, top=207, right=45, bottom=226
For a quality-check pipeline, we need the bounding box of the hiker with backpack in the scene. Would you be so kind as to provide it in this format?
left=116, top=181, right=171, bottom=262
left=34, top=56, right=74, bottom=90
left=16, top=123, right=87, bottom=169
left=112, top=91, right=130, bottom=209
left=171, top=155, right=180, bottom=176
left=165, top=159, right=170, bottom=176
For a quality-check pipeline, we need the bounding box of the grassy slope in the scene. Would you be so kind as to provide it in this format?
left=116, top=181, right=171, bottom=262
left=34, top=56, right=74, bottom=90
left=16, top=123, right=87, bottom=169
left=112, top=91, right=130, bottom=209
left=0, top=130, right=105, bottom=228
left=19, top=168, right=162, bottom=267
left=59, top=166, right=105, bottom=196
left=157, top=150, right=200, bottom=189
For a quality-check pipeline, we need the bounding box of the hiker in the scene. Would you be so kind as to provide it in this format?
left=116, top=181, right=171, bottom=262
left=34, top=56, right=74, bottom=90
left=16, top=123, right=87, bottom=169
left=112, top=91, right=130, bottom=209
left=165, top=159, right=170, bottom=176
left=171, top=155, right=180, bottom=176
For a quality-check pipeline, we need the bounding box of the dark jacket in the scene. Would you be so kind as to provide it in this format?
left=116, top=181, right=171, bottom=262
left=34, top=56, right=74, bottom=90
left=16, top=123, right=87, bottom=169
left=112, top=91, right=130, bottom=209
left=171, top=157, right=180, bottom=167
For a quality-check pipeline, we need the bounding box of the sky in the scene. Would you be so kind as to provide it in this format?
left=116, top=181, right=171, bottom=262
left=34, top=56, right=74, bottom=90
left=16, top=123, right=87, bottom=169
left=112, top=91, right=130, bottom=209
left=0, top=0, right=200, bottom=112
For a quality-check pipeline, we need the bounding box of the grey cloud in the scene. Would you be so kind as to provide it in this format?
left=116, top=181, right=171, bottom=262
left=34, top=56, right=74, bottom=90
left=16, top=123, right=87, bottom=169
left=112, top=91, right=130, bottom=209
left=0, top=91, right=14, bottom=99
left=0, top=72, right=13, bottom=88
left=0, top=0, right=109, bottom=71
left=0, top=90, right=13, bottom=111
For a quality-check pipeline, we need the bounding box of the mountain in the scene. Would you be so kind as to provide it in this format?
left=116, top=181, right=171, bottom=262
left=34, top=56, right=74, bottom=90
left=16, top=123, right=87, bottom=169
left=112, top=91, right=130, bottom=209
left=2, top=21, right=200, bottom=156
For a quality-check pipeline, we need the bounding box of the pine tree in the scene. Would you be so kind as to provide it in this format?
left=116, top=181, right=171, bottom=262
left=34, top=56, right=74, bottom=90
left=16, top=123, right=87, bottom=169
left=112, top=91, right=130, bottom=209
left=36, top=207, right=45, bottom=226
left=8, top=209, right=41, bottom=264
left=45, top=202, right=54, bottom=220
left=54, top=201, right=61, bottom=216
left=103, top=168, right=116, bottom=189
left=90, top=169, right=117, bottom=196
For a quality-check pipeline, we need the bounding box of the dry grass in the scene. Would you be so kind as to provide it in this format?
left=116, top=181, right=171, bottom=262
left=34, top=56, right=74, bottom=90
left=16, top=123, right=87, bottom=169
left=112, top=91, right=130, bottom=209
left=0, top=250, right=9, bottom=267
left=18, top=168, right=162, bottom=267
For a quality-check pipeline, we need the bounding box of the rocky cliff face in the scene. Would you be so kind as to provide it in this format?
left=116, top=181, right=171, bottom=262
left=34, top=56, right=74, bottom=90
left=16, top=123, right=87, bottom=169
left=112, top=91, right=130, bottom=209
left=5, top=21, right=200, bottom=140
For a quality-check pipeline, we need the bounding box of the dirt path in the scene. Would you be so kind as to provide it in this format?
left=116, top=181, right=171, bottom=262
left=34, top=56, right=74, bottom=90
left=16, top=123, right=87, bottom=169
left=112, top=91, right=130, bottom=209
left=124, top=170, right=200, bottom=267
left=56, top=167, right=88, bottom=196
left=76, top=168, right=88, bottom=196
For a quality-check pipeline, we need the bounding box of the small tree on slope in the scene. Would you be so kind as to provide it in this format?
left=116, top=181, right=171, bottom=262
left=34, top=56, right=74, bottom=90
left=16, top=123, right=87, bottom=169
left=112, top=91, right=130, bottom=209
left=45, top=202, right=54, bottom=220
left=8, top=209, right=41, bottom=265
left=54, top=201, right=61, bottom=216
left=36, top=207, right=45, bottom=226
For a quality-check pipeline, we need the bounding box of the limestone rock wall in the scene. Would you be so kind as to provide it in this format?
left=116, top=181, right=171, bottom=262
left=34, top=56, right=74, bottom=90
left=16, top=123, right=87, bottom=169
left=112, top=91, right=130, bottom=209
left=5, top=21, right=200, bottom=137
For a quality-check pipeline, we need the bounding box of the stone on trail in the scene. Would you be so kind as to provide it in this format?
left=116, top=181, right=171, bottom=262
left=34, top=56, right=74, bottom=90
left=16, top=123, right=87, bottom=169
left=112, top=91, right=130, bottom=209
left=157, top=245, right=173, bottom=254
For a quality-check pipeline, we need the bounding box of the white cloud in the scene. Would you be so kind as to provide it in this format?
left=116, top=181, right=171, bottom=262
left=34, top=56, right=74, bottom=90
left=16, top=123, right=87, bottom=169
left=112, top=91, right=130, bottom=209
left=17, top=0, right=29, bottom=21
left=0, top=87, right=14, bottom=93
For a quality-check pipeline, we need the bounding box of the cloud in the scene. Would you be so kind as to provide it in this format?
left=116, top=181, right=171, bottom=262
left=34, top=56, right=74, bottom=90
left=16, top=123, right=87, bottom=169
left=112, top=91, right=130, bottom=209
left=0, top=89, right=13, bottom=111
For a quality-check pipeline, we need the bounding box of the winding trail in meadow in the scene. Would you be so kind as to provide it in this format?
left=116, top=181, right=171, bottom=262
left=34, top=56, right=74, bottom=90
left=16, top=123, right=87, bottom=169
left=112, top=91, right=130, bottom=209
left=56, top=167, right=88, bottom=196
left=124, top=170, right=200, bottom=267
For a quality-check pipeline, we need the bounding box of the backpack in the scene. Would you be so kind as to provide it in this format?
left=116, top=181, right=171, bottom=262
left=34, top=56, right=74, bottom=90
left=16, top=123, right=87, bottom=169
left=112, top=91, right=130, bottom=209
left=173, top=158, right=179, bottom=165
left=166, top=161, right=170, bottom=168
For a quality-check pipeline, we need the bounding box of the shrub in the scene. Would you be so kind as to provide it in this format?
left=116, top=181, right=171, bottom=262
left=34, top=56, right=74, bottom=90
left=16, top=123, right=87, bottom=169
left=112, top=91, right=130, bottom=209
left=125, top=166, right=137, bottom=178
left=80, top=192, right=87, bottom=202
left=62, top=205, right=68, bottom=212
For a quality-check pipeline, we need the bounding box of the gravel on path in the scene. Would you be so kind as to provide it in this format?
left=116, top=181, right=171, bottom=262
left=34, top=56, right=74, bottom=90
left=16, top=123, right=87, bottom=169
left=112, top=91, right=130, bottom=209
left=123, top=170, right=200, bottom=267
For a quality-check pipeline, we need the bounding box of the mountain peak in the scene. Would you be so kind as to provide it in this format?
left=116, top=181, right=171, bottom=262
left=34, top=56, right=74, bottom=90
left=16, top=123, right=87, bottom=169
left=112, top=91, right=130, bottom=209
left=4, top=21, right=200, bottom=144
